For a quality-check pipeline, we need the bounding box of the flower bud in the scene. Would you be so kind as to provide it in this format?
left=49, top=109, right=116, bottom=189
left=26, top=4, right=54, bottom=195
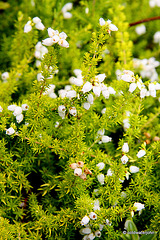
left=89, top=212, right=97, bottom=220
left=74, top=168, right=82, bottom=176
left=69, top=163, right=77, bottom=169
left=81, top=216, right=90, bottom=225
left=77, top=161, right=84, bottom=168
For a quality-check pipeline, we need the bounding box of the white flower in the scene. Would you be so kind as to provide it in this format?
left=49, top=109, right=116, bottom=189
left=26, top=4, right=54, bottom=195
left=33, top=17, right=45, bottom=30
left=1, top=72, right=9, bottom=81
left=22, top=104, right=29, bottom=111
left=101, top=135, right=112, bottom=143
left=121, top=155, right=128, bottom=164
left=129, top=83, right=137, bottom=93
left=140, top=88, right=147, bottom=98
left=99, top=18, right=106, bottom=26
left=85, top=7, right=89, bottom=14
left=63, top=12, right=72, bottom=19
left=93, top=200, right=100, bottom=211
left=97, top=173, right=105, bottom=185
left=32, top=17, right=41, bottom=24
left=101, top=108, right=106, bottom=114
left=69, top=163, right=78, bottom=169
left=79, top=227, right=92, bottom=235
left=58, top=105, right=66, bottom=119
left=34, top=42, right=48, bottom=60
left=83, top=102, right=90, bottom=110
left=89, top=212, right=97, bottom=220
left=107, top=168, right=113, bottom=176
left=130, top=166, right=139, bottom=173
left=66, top=90, right=76, bottom=99
left=16, top=114, right=24, bottom=123
left=55, top=121, right=59, bottom=128
left=133, top=202, right=145, bottom=211
left=99, top=224, right=104, bottom=231
left=87, top=233, right=95, bottom=240
left=37, top=73, right=44, bottom=81
left=61, top=2, right=73, bottom=13
left=74, top=168, right=82, bottom=176
left=149, top=0, right=160, bottom=7
left=93, top=86, right=101, bottom=97
left=121, top=70, right=135, bottom=82
left=8, top=104, right=17, bottom=111
left=95, top=230, right=101, bottom=237
left=0, top=106, right=3, bottom=112
left=24, top=20, right=32, bottom=33
left=58, top=39, right=69, bottom=48
left=81, top=216, right=90, bottom=225
left=87, top=94, right=94, bottom=104
left=95, top=73, right=106, bottom=83
left=6, top=127, right=15, bottom=135
left=69, top=107, right=77, bottom=116
left=122, top=143, right=129, bottom=153
left=42, top=38, right=54, bottom=46
left=13, top=106, right=22, bottom=116
left=96, top=162, right=105, bottom=170
left=106, top=219, right=112, bottom=225
left=137, top=149, right=146, bottom=158
left=135, top=25, right=146, bottom=35
left=82, top=82, right=92, bottom=93
left=153, top=31, right=160, bottom=44
left=99, top=18, right=118, bottom=32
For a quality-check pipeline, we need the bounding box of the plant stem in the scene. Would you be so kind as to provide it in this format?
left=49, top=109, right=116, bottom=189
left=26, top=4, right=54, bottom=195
left=129, top=16, right=160, bottom=27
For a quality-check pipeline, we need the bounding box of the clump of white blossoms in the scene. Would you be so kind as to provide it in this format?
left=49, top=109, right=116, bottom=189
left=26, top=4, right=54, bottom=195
left=149, top=0, right=160, bottom=7
left=119, top=70, right=135, bottom=82
left=133, top=57, right=159, bottom=82
left=61, top=2, right=73, bottom=19
left=24, top=17, right=45, bottom=33
left=8, top=103, right=29, bottom=124
left=69, top=69, right=83, bottom=86
left=43, top=84, right=57, bottom=99
left=1, top=72, right=9, bottom=82
left=99, top=18, right=118, bottom=34
left=42, top=28, right=69, bottom=48
left=153, top=31, right=160, bottom=45
left=135, top=24, right=146, bottom=35
left=58, top=85, right=77, bottom=99
left=69, top=161, right=92, bottom=180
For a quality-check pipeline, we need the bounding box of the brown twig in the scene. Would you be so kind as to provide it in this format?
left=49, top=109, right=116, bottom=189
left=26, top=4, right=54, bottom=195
left=129, top=16, right=160, bottom=27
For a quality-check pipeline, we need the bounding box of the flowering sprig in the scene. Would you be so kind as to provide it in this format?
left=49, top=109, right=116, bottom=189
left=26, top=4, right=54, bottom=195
left=24, top=17, right=45, bottom=33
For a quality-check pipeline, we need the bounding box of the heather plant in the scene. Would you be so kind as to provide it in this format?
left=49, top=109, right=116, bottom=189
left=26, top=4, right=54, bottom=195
left=0, top=0, right=160, bottom=239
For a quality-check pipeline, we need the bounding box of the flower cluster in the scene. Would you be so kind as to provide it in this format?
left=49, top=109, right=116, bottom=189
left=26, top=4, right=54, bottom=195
left=149, top=0, right=160, bottom=7
left=70, top=161, right=92, bottom=180
left=43, top=84, right=57, bottom=99
left=133, top=57, right=159, bottom=82
left=131, top=202, right=145, bottom=217
left=24, top=17, right=45, bottom=33
left=99, top=18, right=118, bottom=34
left=61, top=2, right=73, bottom=19
left=8, top=104, right=29, bottom=124
left=42, top=28, right=69, bottom=48
left=80, top=207, right=111, bottom=239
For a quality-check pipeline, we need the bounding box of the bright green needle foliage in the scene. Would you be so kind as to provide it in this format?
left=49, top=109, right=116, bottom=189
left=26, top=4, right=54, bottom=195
left=0, top=0, right=160, bottom=239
